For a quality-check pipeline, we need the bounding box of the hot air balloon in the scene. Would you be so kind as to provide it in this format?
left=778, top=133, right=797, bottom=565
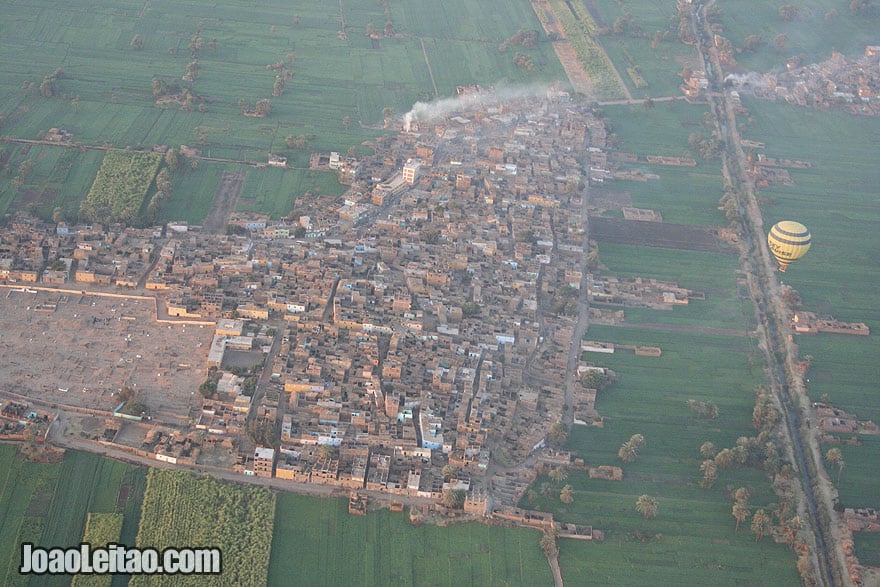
left=767, top=221, right=811, bottom=272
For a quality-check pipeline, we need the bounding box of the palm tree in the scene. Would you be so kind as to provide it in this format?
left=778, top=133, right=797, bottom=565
left=700, top=441, right=716, bottom=458
left=751, top=509, right=771, bottom=541
left=825, top=448, right=845, bottom=483
left=560, top=485, right=574, bottom=504
left=705, top=402, right=719, bottom=420
left=629, top=434, right=645, bottom=449
left=618, top=440, right=637, bottom=463
left=635, top=495, right=658, bottom=520
left=714, top=448, right=734, bottom=470
left=782, top=516, right=802, bottom=547
left=700, top=459, right=718, bottom=489
left=442, top=489, right=466, bottom=509
left=732, top=501, right=750, bottom=532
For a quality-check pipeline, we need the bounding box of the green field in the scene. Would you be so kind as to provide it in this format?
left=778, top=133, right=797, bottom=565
left=269, top=493, right=553, bottom=586
left=597, top=101, right=728, bottom=226
left=715, top=0, right=880, bottom=72
left=595, top=243, right=751, bottom=331
left=729, top=96, right=880, bottom=571
left=236, top=167, right=347, bottom=219
left=132, top=468, right=274, bottom=587
left=523, top=325, right=798, bottom=582
left=0, top=144, right=105, bottom=219
left=0, top=0, right=567, bottom=221
left=0, top=446, right=146, bottom=587
left=590, top=0, right=699, bottom=97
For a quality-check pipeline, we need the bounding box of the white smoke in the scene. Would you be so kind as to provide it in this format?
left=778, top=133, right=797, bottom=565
left=403, top=82, right=555, bottom=132
left=723, top=72, right=772, bottom=89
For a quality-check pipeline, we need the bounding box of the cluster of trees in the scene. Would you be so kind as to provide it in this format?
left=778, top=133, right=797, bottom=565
left=285, top=133, right=315, bottom=149
left=183, top=60, right=200, bottom=82
left=708, top=434, right=786, bottom=475
left=719, top=187, right=742, bottom=224
left=687, top=399, right=719, bottom=420
left=547, top=422, right=568, bottom=448
left=460, top=301, right=481, bottom=318
left=540, top=529, right=557, bottom=556
left=499, top=29, right=539, bottom=51
left=80, top=150, right=162, bottom=224
left=37, top=68, right=64, bottom=98
left=513, top=52, right=535, bottom=72
left=676, top=2, right=695, bottom=45
left=618, top=433, right=645, bottom=464
left=752, top=387, right=780, bottom=431
left=247, top=419, right=279, bottom=446
left=687, top=131, right=724, bottom=161
left=524, top=464, right=574, bottom=506
left=611, top=13, right=642, bottom=36
left=730, top=485, right=805, bottom=551
left=693, top=385, right=795, bottom=512
left=199, top=366, right=222, bottom=398
left=273, top=75, right=285, bottom=97
left=551, top=284, right=579, bottom=317
left=151, top=77, right=204, bottom=111
left=119, top=399, right=149, bottom=418
left=365, top=2, right=396, bottom=40
left=849, top=0, right=875, bottom=16
left=189, top=33, right=204, bottom=57
left=580, top=369, right=613, bottom=391
left=778, top=4, right=800, bottom=21
left=144, top=150, right=184, bottom=225
left=240, top=98, right=273, bottom=117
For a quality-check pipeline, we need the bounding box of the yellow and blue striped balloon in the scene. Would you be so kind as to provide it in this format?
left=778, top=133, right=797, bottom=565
left=767, top=221, right=811, bottom=272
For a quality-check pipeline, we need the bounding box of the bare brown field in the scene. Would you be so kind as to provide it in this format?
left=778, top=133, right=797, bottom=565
left=0, top=287, right=212, bottom=421
left=590, top=217, right=736, bottom=253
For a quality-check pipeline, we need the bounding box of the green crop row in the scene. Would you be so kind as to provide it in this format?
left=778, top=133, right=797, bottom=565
left=70, top=513, right=124, bottom=587
left=83, top=150, right=161, bottom=222
left=132, top=468, right=275, bottom=587
left=546, top=0, right=627, bottom=99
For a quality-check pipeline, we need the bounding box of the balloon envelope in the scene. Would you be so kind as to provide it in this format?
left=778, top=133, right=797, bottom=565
left=768, top=221, right=811, bottom=272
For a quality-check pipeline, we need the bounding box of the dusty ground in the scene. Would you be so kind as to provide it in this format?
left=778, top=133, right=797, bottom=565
left=0, top=288, right=212, bottom=421
left=203, top=169, right=246, bottom=233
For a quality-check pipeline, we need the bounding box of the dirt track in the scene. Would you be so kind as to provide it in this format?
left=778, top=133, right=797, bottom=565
left=203, top=169, right=246, bottom=233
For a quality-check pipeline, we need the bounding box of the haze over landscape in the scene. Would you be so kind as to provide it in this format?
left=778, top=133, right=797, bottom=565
left=0, top=0, right=878, bottom=585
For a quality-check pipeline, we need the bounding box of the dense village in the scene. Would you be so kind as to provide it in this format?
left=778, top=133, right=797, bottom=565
left=0, top=87, right=873, bottom=536
left=700, top=45, right=880, bottom=115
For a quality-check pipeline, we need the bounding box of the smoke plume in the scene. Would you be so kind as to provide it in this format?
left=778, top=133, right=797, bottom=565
left=403, top=82, right=555, bottom=132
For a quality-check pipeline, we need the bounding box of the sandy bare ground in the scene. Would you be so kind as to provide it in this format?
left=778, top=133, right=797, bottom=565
left=0, top=287, right=211, bottom=423
left=530, top=1, right=594, bottom=96
left=203, top=169, right=246, bottom=233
